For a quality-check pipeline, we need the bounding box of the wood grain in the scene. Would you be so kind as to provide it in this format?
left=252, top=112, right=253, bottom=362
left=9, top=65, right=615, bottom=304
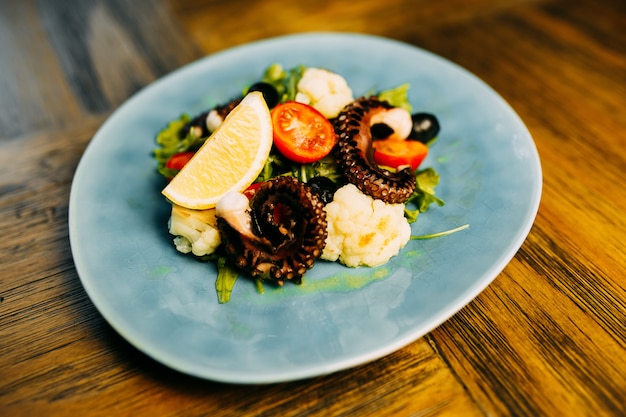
left=0, top=0, right=201, bottom=139
left=1, top=0, right=625, bottom=415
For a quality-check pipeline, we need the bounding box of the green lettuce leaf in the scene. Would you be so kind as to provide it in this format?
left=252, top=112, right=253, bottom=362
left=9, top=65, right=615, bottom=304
left=255, top=151, right=343, bottom=185
left=261, top=63, right=305, bottom=103
left=378, top=83, right=412, bottom=112
left=215, top=257, right=239, bottom=304
left=153, top=114, right=207, bottom=178
left=404, top=168, right=445, bottom=223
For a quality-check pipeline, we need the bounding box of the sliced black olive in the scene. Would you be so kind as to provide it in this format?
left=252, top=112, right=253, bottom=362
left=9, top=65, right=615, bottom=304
left=408, top=113, right=440, bottom=143
left=248, top=82, right=279, bottom=108
left=307, top=176, right=339, bottom=205
left=370, top=123, right=395, bottom=140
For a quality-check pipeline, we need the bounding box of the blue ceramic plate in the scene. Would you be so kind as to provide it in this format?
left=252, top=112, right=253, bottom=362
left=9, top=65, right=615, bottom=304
left=69, top=33, right=541, bottom=384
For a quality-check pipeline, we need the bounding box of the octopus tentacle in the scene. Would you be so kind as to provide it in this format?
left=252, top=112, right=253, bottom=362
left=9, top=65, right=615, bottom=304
left=334, top=96, right=416, bottom=204
left=216, top=176, right=327, bottom=285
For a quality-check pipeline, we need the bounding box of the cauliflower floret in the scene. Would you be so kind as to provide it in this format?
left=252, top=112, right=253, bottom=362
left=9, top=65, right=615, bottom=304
left=296, top=68, right=354, bottom=119
left=321, top=184, right=411, bottom=267
left=169, top=204, right=221, bottom=257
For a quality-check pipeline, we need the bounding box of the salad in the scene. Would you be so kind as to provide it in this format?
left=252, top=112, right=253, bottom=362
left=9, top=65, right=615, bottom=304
left=154, top=63, right=459, bottom=303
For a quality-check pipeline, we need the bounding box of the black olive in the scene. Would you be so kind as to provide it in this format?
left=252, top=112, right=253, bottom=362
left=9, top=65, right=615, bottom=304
left=408, top=113, right=440, bottom=143
left=370, top=123, right=395, bottom=139
left=307, top=176, right=339, bottom=205
left=248, top=82, right=280, bottom=108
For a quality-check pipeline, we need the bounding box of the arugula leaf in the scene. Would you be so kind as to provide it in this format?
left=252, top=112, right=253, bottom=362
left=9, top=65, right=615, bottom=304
left=404, top=168, right=445, bottom=223
left=255, top=151, right=343, bottom=185
left=288, top=155, right=343, bottom=184
left=404, top=206, right=421, bottom=224
left=378, top=83, right=412, bottom=112
left=153, top=114, right=207, bottom=178
left=411, top=224, right=469, bottom=240
left=261, top=63, right=286, bottom=87
left=254, top=279, right=265, bottom=294
left=261, top=63, right=305, bottom=103
left=215, top=256, right=239, bottom=304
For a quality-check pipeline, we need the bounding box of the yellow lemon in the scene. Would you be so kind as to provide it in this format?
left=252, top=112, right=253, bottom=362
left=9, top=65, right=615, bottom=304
left=162, top=91, right=272, bottom=209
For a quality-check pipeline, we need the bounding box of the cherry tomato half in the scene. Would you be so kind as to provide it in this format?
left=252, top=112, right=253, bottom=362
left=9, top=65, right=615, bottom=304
left=243, top=182, right=285, bottom=223
left=271, top=101, right=336, bottom=164
left=373, top=139, right=429, bottom=171
left=165, top=151, right=195, bottom=171
left=243, top=182, right=263, bottom=200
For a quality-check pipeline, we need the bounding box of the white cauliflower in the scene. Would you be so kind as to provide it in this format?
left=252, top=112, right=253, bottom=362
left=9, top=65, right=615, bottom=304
left=295, top=67, right=354, bottom=119
left=169, top=204, right=221, bottom=257
left=321, top=184, right=411, bottom=267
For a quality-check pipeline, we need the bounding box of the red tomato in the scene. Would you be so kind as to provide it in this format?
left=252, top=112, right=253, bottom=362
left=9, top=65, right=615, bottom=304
left=165, top=151, right=195, bottom=171
left=271, top=101, right=336, bottom=164
left=373, top=139, right=429, bottom=170
left=243, top=182, right=285, bottom=223
left=243, top=182, right=263, bottom=200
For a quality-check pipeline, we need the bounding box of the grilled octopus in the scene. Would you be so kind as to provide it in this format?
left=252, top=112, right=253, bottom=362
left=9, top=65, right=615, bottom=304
left=216, top=176, right=327, bottom=285
left=333, top=96, right=416, bottom=204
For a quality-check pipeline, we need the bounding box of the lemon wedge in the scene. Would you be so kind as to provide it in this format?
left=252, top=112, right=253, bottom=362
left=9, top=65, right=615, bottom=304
left=162, top=91, right=272, bottom=209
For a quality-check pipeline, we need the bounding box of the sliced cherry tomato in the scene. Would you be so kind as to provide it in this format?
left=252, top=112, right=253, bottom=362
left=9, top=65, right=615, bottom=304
left=271, top=101, right=336, bottom=164
left=243, top=182, right=286, bottom=224
left=243, top=182, right=264, bottom=200
left=373, top=139, right=429, bottom=170
left=165, top=151, right=195, bottom=171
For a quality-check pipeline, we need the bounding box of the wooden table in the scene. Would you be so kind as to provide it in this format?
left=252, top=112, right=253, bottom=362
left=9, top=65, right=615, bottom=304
left=2, top=0, right=625, bottom=415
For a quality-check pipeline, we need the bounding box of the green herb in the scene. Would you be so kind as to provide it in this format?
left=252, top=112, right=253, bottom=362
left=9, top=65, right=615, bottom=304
left=404, top=168, right=445, bottom=223
left=215, top=256, right=239, bottom=304
left=254, top=279, right=265, bottom=294
left=153, top=114, right=207, bottom=178
left=261, top=63, right=305, bottom=103
left=378, top=83, right=412, bottom=112
left=255, top=151, right=343, bottom=185
left=411, top=224, right=470, bottom=240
